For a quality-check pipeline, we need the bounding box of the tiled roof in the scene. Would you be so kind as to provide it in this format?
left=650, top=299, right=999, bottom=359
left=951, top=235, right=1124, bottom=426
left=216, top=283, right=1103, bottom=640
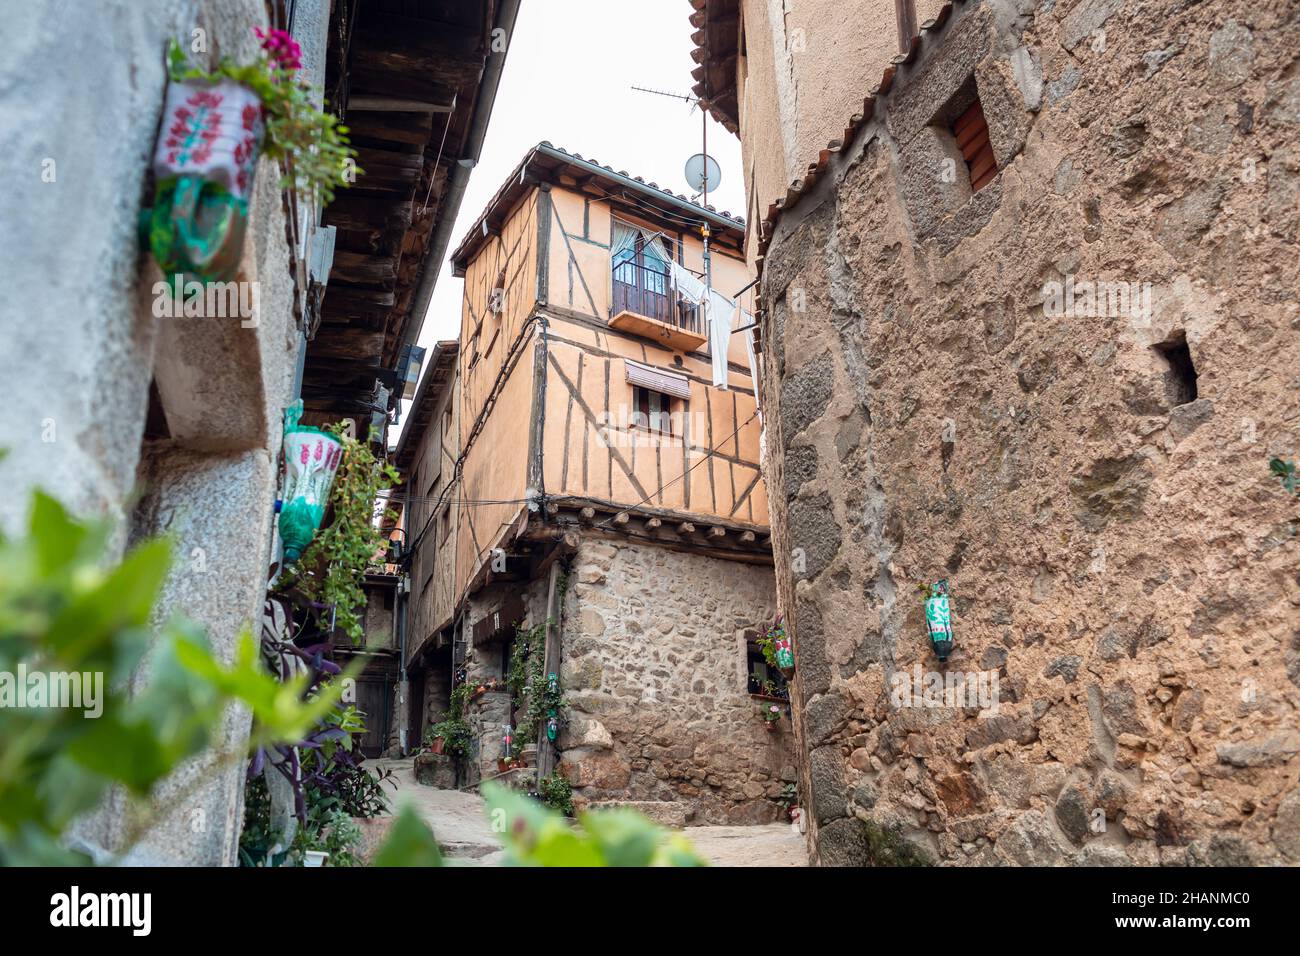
left=450, top=141, right=745, bottom=272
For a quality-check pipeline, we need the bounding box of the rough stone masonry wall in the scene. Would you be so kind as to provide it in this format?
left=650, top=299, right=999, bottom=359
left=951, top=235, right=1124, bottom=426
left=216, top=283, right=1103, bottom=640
left=0, top=0, right=315, bottom=865
left=558, top=536, right=794, bottom=824
left=761, top=0, right=1300, bottom=865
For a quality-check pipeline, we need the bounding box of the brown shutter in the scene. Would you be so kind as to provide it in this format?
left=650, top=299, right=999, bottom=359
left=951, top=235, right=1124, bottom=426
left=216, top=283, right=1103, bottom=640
left=953, top=100, right=997, bottom=192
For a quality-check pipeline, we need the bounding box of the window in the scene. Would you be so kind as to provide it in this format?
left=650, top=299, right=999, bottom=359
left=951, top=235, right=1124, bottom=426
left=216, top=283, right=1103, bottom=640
left=611, top=221, right=675, bottom=324
left=952, top=98, right=996, bottom=192
left=632, top=386, right=676, bottom=435
left=746, top=643, right=790, bottom=700
left=625, top=360, right=691, bottom=436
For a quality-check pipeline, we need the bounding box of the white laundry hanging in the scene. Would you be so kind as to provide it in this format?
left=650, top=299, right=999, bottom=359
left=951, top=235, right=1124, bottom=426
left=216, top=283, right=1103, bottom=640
left=668, top=260, right=739, bottom=390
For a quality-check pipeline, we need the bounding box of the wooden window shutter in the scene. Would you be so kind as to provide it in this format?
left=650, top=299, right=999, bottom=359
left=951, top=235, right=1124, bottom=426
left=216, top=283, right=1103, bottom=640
left=953, top=99, right=997, bottom=192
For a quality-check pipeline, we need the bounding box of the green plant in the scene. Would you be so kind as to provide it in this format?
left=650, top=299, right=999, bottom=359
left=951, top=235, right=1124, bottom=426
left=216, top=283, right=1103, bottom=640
left=0, top=486, right=350, bottom=865
left=167, top=32, right=358, bottom=205
left=369, top=783, right=706, bottom=867
left=777, top=782, right=798, bottom=814
left=859, top=819, right=933, bottom=867
left=278, top=423, right=401, bottom=642
left=1270, top=457, right=1297, bottom=495
left=507, top=617, right=567, bottom=748
left=759, top=702, right=783, bottom=724
left=237, top=775, right=284, bottom=867
left=537, top=771, right=575, bottom=817
left=425, top=681, right=474, bottom=760
left=293, top=806, right=363, bottom=867
left=428, top=715, right=472, bottom=759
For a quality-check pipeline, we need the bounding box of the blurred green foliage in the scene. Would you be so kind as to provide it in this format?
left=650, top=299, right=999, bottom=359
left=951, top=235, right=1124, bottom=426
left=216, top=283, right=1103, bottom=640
left=0, top=489, right=349, bottom=865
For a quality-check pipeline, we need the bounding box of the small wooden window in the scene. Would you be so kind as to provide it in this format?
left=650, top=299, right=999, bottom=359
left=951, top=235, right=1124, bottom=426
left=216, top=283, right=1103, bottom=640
left=632, top=386, right=676, bottom=435
left=953, top=99, right=997, bottom=191
left=746, top=643, right=790, bottom=699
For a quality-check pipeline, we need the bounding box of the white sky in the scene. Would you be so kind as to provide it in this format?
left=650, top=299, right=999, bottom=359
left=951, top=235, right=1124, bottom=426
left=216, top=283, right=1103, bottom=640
left=404, top=0, right=744, bottom=420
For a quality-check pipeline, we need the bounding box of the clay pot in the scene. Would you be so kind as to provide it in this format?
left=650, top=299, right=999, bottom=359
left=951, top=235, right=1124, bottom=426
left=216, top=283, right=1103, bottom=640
left=429, top=736, right=446, bottom=756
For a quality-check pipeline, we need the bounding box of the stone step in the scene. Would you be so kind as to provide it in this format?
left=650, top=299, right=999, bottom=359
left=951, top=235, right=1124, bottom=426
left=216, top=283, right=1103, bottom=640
left=585, top=800, right=691, bottom=828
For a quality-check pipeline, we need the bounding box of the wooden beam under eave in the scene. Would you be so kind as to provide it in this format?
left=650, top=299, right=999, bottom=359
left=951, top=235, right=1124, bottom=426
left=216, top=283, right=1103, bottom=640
left=348, top=94, right=455, bottom=114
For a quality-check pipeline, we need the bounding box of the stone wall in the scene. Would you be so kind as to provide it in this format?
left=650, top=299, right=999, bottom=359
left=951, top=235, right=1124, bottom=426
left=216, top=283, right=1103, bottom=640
left=760, top=0, right=1300, bottom=865
left=0, top=0, right=322, bottom=864
left=557, top=535, right=793, bottom=824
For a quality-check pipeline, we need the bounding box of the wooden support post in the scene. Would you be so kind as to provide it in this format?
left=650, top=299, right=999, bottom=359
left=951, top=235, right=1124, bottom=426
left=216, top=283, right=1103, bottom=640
left=580, top=506, right=596, bottom=521
left=740, top=530, right=756, bottom=544
left=677, top=522, right=695, bottom=535
left=613, top=512, right=629, bottom=525
left=708, top=526, right=726, bottom=539
left=646, top=517, right=662, bottom=530
left=536, top=560, right=563, bottom=778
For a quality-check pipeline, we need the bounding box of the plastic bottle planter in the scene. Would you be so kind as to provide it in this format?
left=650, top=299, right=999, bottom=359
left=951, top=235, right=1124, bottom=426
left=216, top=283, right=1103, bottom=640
left=925, top=579, right=954, bottom=663
left=143, top=78, right=264, bottom=285
left=769, top=617, right=794, bottom=674
left=545, top=672, right=560, bottom=742
left=279, top=413, right=343, bottom=563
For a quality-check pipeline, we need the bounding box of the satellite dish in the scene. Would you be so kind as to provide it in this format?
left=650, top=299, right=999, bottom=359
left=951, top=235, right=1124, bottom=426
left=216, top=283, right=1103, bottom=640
left=684, top=153, right=722, bottom=195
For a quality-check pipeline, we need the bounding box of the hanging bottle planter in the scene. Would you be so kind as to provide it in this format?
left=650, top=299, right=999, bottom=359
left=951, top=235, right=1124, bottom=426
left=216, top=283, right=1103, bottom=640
left=145, top=77, right=264, bottom=284
left=142, top=30, right=357, bottom=285
left=925, top=579, right=954, bottom=663
left=279, top=401, right=343, bottom=563
left=769, top=615, right=794, bottom=675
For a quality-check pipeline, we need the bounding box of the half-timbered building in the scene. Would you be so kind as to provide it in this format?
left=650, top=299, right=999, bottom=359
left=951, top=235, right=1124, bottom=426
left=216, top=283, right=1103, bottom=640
left=399, top=143, right=794, bottom=824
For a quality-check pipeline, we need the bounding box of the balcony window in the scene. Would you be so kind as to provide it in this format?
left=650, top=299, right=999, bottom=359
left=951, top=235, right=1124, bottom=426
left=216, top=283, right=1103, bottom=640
left=609, top=220, right=706, bottom=350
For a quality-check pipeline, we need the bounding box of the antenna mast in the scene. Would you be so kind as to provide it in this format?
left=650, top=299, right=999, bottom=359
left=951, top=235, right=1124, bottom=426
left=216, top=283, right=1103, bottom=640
left=630, top=84, right=715, bottom=291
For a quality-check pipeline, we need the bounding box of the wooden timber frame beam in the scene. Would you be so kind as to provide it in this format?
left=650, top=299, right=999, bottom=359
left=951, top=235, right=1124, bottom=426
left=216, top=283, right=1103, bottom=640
left=523, top=497, right=773, bottom=566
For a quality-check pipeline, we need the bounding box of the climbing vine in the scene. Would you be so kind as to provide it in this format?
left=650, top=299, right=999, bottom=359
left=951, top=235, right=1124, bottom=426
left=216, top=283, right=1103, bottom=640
left=507, top=573, right=569, bottom=747
left=278, top=423, right=400, bottom=642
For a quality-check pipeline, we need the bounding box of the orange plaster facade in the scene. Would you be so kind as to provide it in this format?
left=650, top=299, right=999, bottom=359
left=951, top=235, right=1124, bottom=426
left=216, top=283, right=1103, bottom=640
left=448, top=145, right=766, bottom=609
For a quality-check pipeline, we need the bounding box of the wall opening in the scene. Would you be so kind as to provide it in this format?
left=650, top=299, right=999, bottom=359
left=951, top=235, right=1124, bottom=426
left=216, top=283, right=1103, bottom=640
left=1153, top=330, right=1198, bottom=407
left=952, top=98, right=997, bottom=192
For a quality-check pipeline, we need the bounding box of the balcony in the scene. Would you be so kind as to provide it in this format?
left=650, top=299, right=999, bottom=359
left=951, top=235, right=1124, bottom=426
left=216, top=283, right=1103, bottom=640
left=610, top=260, right=706, bottom=351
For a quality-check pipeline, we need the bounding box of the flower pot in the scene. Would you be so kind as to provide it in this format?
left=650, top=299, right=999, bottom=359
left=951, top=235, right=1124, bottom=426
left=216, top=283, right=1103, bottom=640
left=497, top=758, right=511, bottom=774
left=302, top=850, right=328, bottom=868
left=429, top=736, right=446, bottom=756
left=144, top=77, right=265, bottom=284
left=278, top=402, right=343, bottom=562
left=764, top=720, right=779, bottom=732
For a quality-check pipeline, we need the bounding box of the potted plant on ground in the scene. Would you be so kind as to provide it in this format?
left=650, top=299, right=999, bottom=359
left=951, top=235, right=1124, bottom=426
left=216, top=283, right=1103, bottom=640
left=422, top=727, right=446, bottom=756
left=760, top=703, right=782, bottom=731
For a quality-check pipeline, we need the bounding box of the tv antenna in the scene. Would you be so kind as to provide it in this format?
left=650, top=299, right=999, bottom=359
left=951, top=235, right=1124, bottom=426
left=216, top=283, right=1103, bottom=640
left=630, top=84, right=718, bottom=288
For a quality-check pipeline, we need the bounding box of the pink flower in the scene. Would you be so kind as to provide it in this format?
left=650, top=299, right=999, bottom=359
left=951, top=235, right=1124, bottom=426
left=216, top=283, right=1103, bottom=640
left=299, top=445, right=309, bottom=465
left=253, top=27, right=302, bottom=71
left=314, top=439, right=323, bottom=461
